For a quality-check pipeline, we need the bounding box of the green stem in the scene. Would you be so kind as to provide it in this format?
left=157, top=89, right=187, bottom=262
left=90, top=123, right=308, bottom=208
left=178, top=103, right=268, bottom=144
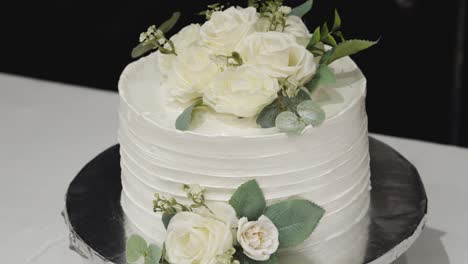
left=278, top=93, right=286, bottom=111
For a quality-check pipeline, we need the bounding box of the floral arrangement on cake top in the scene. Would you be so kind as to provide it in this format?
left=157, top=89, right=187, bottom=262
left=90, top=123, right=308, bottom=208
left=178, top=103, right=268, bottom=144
left=126, top=180, right=325, bottom=264
left=131, top=0, right=376, bottom=133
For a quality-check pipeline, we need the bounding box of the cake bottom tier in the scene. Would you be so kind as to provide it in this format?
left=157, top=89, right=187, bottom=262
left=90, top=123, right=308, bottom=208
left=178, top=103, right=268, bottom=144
left=121, top=184, right=370, bottom=264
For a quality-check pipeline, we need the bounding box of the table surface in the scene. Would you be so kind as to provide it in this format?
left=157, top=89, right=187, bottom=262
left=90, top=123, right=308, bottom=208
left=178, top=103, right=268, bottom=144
left=1, top=73, right=467, bottom=264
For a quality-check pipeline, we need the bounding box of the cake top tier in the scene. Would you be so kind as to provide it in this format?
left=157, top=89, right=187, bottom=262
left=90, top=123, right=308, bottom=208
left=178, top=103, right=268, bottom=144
left=119, top=52, right=366, bottom=137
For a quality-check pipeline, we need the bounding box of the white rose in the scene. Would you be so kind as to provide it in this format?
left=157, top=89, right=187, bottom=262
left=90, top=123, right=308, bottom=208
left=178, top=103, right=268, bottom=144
left=203, top=65, right=280, bottom=117
left=165, top=212, right=234, bottom=264
left=194, top=201, right=239, bottom=229
left=238, top=31, right=316, bottom=85
left=283, top=16, right=312, bottom=47
left=167, top=45, right=219, bottom=103
left=254, top=15, right=310, bottom=46
left=200, top=6, right=258, bottom=55
left=158, top=24, right=201, bottom=75
left=237, top=216, right=280, bottom=261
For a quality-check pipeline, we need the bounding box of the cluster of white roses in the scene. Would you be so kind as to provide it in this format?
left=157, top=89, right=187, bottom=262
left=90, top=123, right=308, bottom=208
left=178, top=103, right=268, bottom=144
left=157, top=6, right=316, bottom=118
left=165, top=199, right=279, bottom=263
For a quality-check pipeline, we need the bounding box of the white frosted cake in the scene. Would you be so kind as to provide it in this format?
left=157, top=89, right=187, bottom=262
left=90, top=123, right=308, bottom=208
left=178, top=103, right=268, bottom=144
left=119, top=3, right=375, bottom=264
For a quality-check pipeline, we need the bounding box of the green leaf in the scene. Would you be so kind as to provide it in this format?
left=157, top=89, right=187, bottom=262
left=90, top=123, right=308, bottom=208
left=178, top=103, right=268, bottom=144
left=323, top=34, right=338, bottom=47
left=284, top=89, right=311, bottom=112
left=325, top=39, right=378, bottom=65
left=158, top=12, right=181, bottom=33
left=238, top=253, right=278, bottom=264
left=317, top=64, right=336, bottom=85
left=307, top=27, right=321, bottom=50
left=144, top=244, right=162, bottom=264
left=335, top=31, right=346, bottom=42
left=290, top=0, right=314, bottom=17
left=264, top=200, right=325, bottom=248
left=175, top=98, right=203, bottom=131
left=297, top=100, right=326, bottom=126
left=229, top=180, right=266, bottom=220
left=320, top=49, right=334, bottom=65
left=275, top=111, right=305, bottom=134
left=304, top=64, right=336, bottom=93
left=162, top=213, right=175, bottom=229
left=131, top=42, right=154, bottom=59
left=332, top=9, right=342, bottom=31
left=126, top=235, right=148, bottom=263
left=320, top=23, right=329, bottom=39
left=256, top=99, right=281, bottom=128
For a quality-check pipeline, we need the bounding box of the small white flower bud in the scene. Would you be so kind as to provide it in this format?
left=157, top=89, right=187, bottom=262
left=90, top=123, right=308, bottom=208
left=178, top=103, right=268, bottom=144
left=279, top=6, right=292, bottom=15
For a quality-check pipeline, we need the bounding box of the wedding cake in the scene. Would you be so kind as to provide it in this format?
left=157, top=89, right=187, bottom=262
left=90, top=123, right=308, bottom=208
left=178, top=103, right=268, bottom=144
left=119, top=2, right=376, bottom=264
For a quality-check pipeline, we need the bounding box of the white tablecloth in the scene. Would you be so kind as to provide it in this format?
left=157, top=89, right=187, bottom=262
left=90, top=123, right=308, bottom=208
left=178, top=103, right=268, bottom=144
left=1, top=73, right=467, bottom=264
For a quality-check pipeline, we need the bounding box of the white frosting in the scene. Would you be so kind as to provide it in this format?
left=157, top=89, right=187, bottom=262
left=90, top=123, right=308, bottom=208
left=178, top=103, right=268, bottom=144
left=118, top=52, right=371, bottom=264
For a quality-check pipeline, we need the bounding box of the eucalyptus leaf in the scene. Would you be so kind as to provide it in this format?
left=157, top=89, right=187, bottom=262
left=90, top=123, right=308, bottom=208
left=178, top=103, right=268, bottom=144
left=304, top=64, right=336, bottom=93
left=131, top=42, right=154, bottom=59
left=238, top=253, right=278, bottom=264
left=158, top=12, right=181, bottom=33
left=144, top=244, right=162, bottom=264
left=332, top=9, right=342, bottom=31
left=320, top=49, right=334, bottom=65
left=290, top=0, right=314, bottom=17
left=256, top=99, right=281, bottom=128
left=297, top=100, right=325, bottom=126
left=275, top=111, right=305, bottom=134
left=229, top=180, right=266, bottom=220
left=325, top=39, right=378, bottom=64
left=175, top=98, right=203, bottom=131
left=126, top=235, right=148, bottom=263
left=162, top=213, right=175, bottom=229
left=284, top=89, right=311, bottom=112
left=316, top=64, right=336, bottom=85
left=264, top=200, right=325, bottom=248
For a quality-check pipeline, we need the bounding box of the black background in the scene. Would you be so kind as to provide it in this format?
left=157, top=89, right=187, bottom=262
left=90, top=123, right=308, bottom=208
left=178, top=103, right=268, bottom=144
left=1, top=0, right=467, bottom=146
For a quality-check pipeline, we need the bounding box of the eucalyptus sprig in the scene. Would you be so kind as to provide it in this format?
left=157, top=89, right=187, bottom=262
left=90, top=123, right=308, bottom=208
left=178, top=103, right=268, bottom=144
left=256, top=1, right=377, bottom=134
left=131, top=12, right=181, bottom=58
left=126, top=235, right=162, bottom=264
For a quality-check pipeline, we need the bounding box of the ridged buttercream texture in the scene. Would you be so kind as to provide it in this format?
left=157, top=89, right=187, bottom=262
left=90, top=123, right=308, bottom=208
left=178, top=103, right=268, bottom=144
left=118, top=52, right=370, bottom=263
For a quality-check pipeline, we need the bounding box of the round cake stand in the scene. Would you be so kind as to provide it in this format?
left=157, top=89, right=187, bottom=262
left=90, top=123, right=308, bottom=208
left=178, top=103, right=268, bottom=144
left=63, top=137, right=428, bottom=264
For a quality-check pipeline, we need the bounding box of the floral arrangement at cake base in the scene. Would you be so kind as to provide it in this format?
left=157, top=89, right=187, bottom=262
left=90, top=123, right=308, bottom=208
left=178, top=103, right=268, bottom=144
left=126, top=180, right=325, bottom=264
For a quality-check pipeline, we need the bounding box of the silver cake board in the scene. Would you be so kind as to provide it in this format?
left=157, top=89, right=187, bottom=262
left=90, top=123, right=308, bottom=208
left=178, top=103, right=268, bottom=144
left=63, top=137, right=428, bottom=264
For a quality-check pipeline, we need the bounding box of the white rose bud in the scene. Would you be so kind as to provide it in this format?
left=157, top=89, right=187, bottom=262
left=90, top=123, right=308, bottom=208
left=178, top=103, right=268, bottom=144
left=167, top=45, right=219, bottom=103
left=237, top=216, right=280, bottom=261
left=157, top=24, right=201, bottom=75
left=203, top=65, right=280, bottom=117
left=238, top=31, right=316, bottom=85
left=200, top=6, right=258, bottom=55
left=165, top=212, right=234, bottom=264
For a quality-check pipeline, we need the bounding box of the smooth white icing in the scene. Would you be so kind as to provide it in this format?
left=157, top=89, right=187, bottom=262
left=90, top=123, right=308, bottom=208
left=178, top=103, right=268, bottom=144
left=118, top=52, right=371, bottom=264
